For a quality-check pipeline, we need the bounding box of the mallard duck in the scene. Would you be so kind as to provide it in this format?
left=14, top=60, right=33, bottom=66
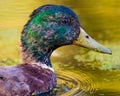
left=0, top=4, right=112, bottom=95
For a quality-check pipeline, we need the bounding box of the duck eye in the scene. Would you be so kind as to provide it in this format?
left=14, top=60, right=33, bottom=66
left=61, top=18, right=70, bottom=24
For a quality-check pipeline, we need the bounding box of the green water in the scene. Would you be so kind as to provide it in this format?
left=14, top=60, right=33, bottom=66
left=0, top=0, right=120, bottom=96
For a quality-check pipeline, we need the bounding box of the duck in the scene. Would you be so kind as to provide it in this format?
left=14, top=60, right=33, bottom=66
left=0, top=4, right=112, bottom=96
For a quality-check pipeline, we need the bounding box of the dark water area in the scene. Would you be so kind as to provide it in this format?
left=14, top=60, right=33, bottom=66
left=0, top=0, right=120, bottom=96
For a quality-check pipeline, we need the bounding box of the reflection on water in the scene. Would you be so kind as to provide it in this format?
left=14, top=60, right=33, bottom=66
left=51, top=45, right=120, bottom=96
left=0, top=0, right=120, bottom=96
left=56, top=70, right=97, bottom=96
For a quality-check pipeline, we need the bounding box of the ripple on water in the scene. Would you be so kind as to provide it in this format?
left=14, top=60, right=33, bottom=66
left=56, top=70, right=98, bottom=96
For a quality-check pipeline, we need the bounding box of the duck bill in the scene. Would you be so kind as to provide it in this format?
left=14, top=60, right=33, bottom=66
left=73, top=27, right=112, bottom=54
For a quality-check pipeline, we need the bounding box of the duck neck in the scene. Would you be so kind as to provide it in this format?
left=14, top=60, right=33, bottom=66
left=21, top=45, right=53, bottom=67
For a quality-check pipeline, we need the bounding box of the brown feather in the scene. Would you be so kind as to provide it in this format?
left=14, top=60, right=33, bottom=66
left=0, top=64, right=56, bottom=95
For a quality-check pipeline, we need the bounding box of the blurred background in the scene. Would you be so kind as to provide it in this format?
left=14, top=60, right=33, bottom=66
left=0, top=0, right=120, bottom=96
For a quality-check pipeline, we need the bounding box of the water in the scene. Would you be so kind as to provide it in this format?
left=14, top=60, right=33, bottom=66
left=52, top=45, right=120, bottom=96
left=0, top=0, right=120, bottom=96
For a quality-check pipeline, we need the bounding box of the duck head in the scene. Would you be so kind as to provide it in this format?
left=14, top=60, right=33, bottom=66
left=21, top=4, right=112, bottom=67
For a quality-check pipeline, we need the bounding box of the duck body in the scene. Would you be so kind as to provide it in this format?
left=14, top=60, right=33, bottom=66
left=0, top=63, right=56, bottom=95
left=0, top=4, right=111, bottom=96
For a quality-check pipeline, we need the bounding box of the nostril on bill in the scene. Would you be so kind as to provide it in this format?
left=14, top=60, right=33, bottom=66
left=85, top=35, right=89, bottom=39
